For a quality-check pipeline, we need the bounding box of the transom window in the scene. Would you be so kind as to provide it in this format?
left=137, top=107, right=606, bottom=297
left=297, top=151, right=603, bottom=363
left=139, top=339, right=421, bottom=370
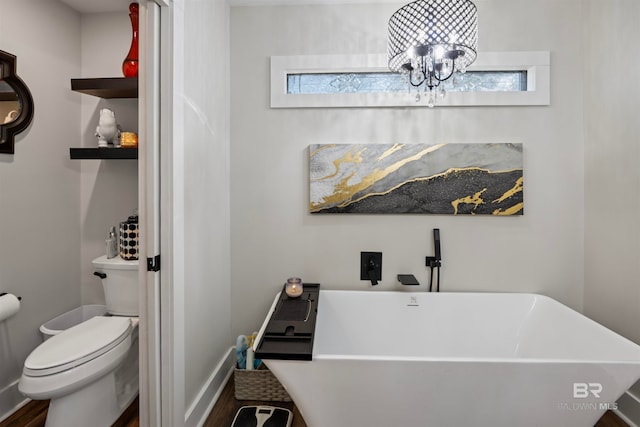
left=287, top=70, right=528, bottom=95
left=271, top=52, right=550, bottom=108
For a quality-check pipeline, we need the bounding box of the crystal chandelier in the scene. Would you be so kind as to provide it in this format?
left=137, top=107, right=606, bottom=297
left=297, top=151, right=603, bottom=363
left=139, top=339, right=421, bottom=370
left=388, top=0, right=478, bottom=105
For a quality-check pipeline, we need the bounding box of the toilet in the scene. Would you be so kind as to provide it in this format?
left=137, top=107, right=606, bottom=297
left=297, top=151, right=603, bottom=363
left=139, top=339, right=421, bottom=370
left=19, top=255, right=139, bottom=427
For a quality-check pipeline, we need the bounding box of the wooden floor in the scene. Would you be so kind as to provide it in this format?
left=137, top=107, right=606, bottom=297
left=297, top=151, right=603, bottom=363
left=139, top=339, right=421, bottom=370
left=0, top=378, right=630, bottom=427
left=0, top=396, right=138, bottom=427
left=597, top=411, right=632, bottom=427
left=202, top=373, right=307, bottom=427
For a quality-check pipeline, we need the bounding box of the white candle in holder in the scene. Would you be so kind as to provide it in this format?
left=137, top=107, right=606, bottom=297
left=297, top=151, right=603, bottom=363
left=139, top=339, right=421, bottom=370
left=285, top=277, right=303, bottom=298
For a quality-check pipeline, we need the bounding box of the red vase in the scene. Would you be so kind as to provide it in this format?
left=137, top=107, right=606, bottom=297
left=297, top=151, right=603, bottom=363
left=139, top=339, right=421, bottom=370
left=122, top=3, right=139, bottom=78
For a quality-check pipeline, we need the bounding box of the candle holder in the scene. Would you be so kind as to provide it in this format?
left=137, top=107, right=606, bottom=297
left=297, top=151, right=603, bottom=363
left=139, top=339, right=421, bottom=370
left=285, top=277, right=303, bottom=298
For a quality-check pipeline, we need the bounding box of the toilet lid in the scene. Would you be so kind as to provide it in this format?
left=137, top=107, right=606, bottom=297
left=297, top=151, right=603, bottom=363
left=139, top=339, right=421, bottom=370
left=24, top=316, right=132, bottom=377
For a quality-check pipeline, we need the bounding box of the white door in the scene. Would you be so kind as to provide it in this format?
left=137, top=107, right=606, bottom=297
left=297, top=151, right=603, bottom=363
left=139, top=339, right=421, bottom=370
left=138, top=1, right=171, bottom=425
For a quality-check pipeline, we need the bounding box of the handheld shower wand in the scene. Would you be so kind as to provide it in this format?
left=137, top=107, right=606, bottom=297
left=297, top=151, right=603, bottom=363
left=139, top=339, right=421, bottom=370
left=426, top=228, right=442, bottom=292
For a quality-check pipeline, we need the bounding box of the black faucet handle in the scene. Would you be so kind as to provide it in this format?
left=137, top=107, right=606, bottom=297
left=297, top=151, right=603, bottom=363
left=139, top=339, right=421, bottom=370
left=367, top=260, right=379, bottom=286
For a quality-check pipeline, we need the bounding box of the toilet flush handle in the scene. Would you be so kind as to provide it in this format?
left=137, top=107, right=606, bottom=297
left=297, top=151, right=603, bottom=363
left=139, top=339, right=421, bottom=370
left=93, top=271, right=107, bottom=279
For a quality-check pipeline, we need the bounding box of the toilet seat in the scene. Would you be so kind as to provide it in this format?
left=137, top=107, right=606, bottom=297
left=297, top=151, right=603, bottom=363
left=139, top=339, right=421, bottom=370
left=24, top=316, right=132, bottom=377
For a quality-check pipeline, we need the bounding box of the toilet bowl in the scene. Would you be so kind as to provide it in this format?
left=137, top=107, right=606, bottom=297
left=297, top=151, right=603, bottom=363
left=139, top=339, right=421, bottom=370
left=19, top=256, right=139, bottom=427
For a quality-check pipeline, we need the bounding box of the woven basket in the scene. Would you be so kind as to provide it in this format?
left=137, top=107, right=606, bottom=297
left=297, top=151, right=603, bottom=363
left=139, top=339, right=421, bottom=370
left=234, top=365, right=292, bottom=402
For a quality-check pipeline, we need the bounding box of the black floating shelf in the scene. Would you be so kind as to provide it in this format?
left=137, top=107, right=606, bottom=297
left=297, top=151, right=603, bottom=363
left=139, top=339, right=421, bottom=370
left=69, top=147, right=138, bottom=159
left=70, top=77, right=138, bottom=99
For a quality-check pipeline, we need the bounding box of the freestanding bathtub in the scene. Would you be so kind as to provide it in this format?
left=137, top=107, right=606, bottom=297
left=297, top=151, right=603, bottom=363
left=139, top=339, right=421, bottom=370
left=255, top=290, right=640, bottom=427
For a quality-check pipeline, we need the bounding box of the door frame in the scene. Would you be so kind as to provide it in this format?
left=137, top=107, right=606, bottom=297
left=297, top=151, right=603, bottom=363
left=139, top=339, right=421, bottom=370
left=139, top=1, right=181, bottom=426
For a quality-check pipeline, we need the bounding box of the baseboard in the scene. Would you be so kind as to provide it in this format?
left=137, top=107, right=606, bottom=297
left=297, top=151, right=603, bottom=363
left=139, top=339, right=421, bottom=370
left=0, top=379, right=29, bottom=423
left=615, top=387, right=640, bottom=427
left=184, top=346, right=235, bottom=427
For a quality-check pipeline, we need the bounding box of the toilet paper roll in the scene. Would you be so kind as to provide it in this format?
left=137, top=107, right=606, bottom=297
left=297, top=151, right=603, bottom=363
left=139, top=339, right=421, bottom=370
left=0, top=293, right=20, bottom=322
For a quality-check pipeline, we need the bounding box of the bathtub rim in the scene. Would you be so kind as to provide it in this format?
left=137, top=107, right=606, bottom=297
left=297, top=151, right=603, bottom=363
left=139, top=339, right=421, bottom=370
left=255, top=289, right=640, bottom=365
left=308, top=354, right=640, bottom=364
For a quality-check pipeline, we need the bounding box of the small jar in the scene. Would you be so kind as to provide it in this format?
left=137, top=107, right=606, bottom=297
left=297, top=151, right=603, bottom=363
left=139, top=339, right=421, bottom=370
left=120, top=132, right=138, bottom=148
left=119, top=212, right=139, bottom=260
left=285, top=277, right=303, bottom=298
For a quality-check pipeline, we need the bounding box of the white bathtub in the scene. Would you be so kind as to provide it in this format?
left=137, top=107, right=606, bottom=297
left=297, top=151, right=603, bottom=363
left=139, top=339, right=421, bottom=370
left=256, top=291, right=640, bottom=427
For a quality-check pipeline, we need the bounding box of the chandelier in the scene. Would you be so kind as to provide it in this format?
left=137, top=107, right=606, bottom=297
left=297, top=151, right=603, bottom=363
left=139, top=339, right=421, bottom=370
left=388, top=0, right=478, bottom=104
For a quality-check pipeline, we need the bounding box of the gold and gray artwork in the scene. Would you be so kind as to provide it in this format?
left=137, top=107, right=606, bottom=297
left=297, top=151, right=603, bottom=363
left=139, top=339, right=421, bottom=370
left=309, top=143, right=523, bottom=215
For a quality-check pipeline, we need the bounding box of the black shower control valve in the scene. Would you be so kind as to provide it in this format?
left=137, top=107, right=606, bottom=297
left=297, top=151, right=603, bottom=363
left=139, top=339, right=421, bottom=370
left=360, top=251, right=382, bottom=286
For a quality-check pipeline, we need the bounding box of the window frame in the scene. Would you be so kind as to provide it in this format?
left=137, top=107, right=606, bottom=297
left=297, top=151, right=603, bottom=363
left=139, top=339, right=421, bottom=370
left=270, top=51, right=550, bottom=108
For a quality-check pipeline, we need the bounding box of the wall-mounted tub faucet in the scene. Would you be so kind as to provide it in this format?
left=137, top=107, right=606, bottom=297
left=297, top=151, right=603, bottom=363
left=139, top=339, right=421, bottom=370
left=425, top=228, right=442, bottom=292
left=398, top=274, right=420, bottom=286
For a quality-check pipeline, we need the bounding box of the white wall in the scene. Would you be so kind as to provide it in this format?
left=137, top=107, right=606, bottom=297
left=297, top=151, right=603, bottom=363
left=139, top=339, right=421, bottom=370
left=583, top=0, right=640, bottom=345
left=0, top=0, right=81, bottom=420
left=171, top=0, right=232, bottom=423
left=230, top=0, right=586, bottom=337
left=582, top=6, right=640, bottom=414
left=78, top=12, right=138, bottom=305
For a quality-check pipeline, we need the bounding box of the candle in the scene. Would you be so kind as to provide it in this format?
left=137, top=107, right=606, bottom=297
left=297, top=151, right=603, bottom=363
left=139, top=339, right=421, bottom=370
left=285, top=277, right=303, bottom=298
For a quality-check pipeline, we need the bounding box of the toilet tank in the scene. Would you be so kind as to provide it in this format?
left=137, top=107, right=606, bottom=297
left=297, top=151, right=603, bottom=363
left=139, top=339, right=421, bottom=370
left=92, top=255, right=139, bottom=316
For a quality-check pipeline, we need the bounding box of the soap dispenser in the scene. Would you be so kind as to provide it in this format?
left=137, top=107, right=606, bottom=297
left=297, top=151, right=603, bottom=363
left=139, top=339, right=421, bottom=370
left=106, top=226, right=118, bottom=259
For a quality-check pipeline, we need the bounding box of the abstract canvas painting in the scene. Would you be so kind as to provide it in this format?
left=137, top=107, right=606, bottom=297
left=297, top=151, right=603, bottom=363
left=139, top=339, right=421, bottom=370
left=309, top=143, right=523, bottom=215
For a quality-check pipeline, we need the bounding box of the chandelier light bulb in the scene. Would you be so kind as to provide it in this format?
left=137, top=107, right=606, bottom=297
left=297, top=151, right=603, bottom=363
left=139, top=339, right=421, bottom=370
left=434, top=45, right=445, bottom=60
